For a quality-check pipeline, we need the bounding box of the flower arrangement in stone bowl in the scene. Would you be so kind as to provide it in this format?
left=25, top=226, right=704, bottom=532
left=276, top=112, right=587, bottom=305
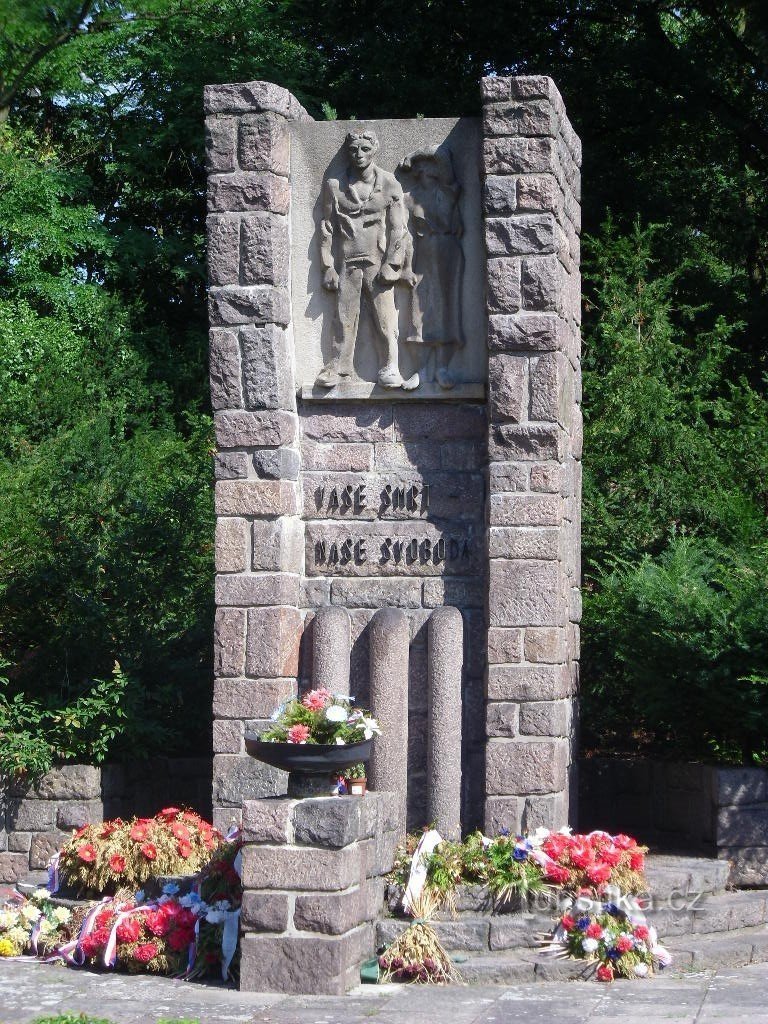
left=260, top=689, right=381, bottom=746
left=57, top=808, right=223, bottom=896
left=0, top=889, right=73, bottom=957
left=542, top=898, right=672, bottom=981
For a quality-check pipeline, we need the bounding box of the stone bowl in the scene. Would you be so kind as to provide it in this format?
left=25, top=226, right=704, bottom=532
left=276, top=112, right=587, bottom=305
left=244, top=736, right=372, bottom=775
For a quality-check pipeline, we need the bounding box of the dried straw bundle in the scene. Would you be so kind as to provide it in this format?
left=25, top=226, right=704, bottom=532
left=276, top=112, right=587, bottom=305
left=378, top=890, right=461, bottom=984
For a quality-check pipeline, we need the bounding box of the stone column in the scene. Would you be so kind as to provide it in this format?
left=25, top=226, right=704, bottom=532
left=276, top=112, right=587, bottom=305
left=312, top=605, right=351, bottom=695
left=482, top=76, right=582, bottom=835
left=368, top=608, right=410, bottom=831
left=427, top=607, right=464, bottom=840
left=239, top=792, right=399, bottom=994
left=206, top=81, right=314, bottom=831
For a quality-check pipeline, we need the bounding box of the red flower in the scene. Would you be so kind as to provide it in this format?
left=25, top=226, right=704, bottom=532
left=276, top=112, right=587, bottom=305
left=109, top=854, right=126, bottom=873
left=596, top=963, right=614, bottom=982
left=586, top=862, right=612, bottom=885
left=99, top=819, right=123, bottom=838
left=182, top=811, right=201, bottom=823
left=95, top=910, right=113, bottom=929
left=77, top=843, right=97, bottom=863
left=542, top=833, right=571, bottom=860
left=613, top=834, right=636, bottom=850
left=140, top=842, right=157, bottom=860
left=177, top=839, right=192, bottom=858
left=146, top=910, right=172, bottom=937
left=116, top=918, right=141, bottom=944
left=82, top=926, right=110, bottom=958
left=168, top=927, right=194, bottom=952
left=630, top=851, right=645, bottom=872
left=569, top=843, right=594, bottom=869
left=177, top=908, right=196, bottom=929
left=132, top=942, right=159, bottom=964
left=616, top=935, right=634, bottom=953
left=287, top=723, right=311, bottom=743
left=586, top=923, right=604, bottom=939
left=130, top=823, right=149, bottom=842
left=545, top=863, right=570, bottom=884
left=600, top=845, right=621, bottom=867
left=171, top=822, right=191, bottom=842
left=73, top=825, right=90, bottom=840
left=158, top=807, right=182, bottom=821
left=633, top=925, right=650, bottom=942
left=561, top=914, right=576, bottom=931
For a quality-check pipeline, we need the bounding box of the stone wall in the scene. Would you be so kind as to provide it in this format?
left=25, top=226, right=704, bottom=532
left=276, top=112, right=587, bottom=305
left=239, top=792, right=398, bottom=993
left=481, top=76, right=582, bottom=835
left=580, top=758, right=768, bottom=886
left=0, top=758, right=212, bottom=883
left=205, top=76, right=582, bottom=837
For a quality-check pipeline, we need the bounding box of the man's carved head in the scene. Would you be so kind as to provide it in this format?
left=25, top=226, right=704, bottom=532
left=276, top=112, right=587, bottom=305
left=346, top=128, right=379, bottom=171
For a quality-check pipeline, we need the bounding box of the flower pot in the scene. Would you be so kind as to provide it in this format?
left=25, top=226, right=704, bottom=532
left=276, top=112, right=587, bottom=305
left=347, top=777, right=367, bottom=797
left=244, top=736, right=373, bottom=798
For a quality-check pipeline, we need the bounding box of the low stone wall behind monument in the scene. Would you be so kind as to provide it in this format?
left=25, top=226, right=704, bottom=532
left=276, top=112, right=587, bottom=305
left=0, top=759, right=212, bottom=882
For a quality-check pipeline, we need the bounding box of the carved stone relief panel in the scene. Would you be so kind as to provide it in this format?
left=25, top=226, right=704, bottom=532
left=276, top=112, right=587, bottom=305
left=290, top=118, right=485, bottom=397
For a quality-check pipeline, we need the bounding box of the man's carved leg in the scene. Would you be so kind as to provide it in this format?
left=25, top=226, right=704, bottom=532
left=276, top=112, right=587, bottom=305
left=369, top=273, right=419, bottom=390
left=316, top=266, right=363, bottom=387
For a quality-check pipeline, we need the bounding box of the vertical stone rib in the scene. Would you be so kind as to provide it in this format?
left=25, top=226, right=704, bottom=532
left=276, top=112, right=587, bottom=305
left=427, top=606, right=464, bottom=840
left=368, top=608, right=410, bottom=832
left=312, top=606, right=351, bottom=695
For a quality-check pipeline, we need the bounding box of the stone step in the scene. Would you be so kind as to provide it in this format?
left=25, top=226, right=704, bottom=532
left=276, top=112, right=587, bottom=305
left=446, top=924, right=768, bottom=985
left=644, top=854, right=731, bottom=899
left=377, top=890, right=768, bottom=953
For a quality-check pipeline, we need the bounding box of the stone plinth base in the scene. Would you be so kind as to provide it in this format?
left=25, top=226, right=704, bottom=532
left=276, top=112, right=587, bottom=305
left=239, top=791, right=399, bottom=994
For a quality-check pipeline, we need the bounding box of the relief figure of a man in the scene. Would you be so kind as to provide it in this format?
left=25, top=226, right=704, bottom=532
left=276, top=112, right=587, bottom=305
left=316, top=128, right=417, bottom=390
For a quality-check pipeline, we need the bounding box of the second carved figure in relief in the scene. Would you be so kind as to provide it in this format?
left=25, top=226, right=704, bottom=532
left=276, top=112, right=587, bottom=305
left=316, top=129, right=465, bottom=392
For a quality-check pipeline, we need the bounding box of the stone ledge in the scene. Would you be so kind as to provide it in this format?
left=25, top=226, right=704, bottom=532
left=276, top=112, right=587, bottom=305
left=300, top=382, right=486, bottom=401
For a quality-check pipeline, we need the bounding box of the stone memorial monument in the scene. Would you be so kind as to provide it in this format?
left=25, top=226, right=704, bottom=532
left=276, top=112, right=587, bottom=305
left=206, top=74, right=582, bottom=849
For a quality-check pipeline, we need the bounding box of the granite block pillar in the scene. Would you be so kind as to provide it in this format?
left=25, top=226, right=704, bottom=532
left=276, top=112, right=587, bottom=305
left=206, top=82, right=313, bottom=831
left=239, top=792, right=398, bottom=994
left=482, top=75, right=582, bottom=835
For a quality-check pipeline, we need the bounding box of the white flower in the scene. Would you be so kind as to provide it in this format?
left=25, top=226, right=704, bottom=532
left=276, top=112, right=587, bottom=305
left=335, top=737, right=346, bottom=745
left=0, top=911, right=18, bottom=930
left=20, top=905, right=41, bottom=923
left=528, top=827, right=551, bottom=848
left=38, top=919, right=54, bottom=935
left=581, top=937, right=599, bottom=954
left=8, top=927, right=28, bottom=946
left=52, top=907, right=71, bottom=925
left=32, top=888, right=50, bottom=902
left=359, top=715, right=381, bottom=740
left=634, top=963, right=649, bottom=977
left=325, top=704, right=347, bottom=723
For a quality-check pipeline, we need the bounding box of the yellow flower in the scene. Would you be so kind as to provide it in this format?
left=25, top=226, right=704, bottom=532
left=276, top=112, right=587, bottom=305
left=0, top=937, right=17, bottom=957
left=0, top=910, right=17, bottom=930
left=8, top=927, right=28, bottom=947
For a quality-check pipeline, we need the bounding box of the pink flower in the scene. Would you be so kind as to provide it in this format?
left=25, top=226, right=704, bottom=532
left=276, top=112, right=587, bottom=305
left=287, top=724, right=311, bottom=743
left=600, top=845, right=621, bottom=867
left=586, top=923, right=604, bottom=939
left=616, top=935, right=634, bottom=953
left=597, top=963, right=614, bottom=982
left=301, top=688, right=332, bottom=711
